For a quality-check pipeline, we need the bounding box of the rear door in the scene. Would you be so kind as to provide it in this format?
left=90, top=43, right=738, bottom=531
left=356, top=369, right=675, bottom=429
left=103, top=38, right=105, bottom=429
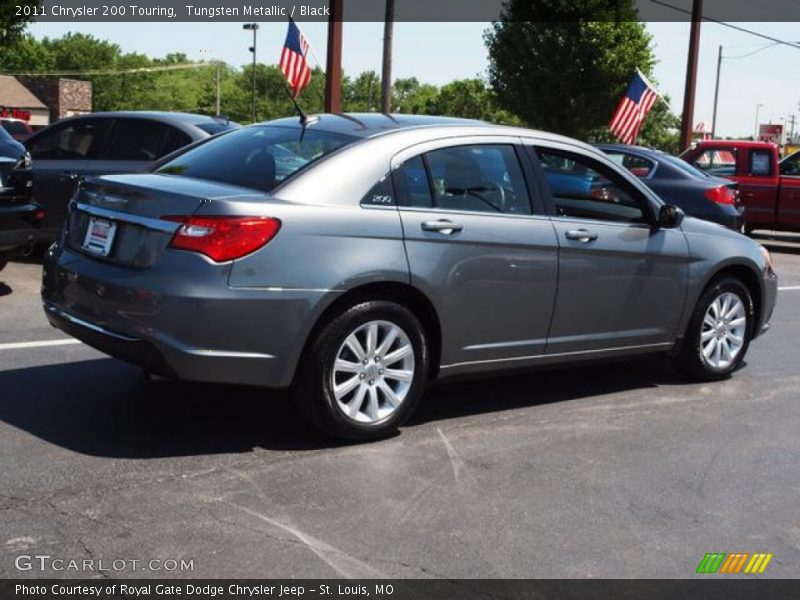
left=393, top=137, right=559, bottom=372
left=529, top=142, right=689, bottom=354
left=778, top=151, right=800, bottom=227
left=26, top=117, right=111, bottom=237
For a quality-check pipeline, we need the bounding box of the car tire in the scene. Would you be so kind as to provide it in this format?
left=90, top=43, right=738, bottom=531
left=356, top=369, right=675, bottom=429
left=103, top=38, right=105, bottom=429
left=293, top=300, right=429, bottom=441
left=673, top=277, right=754, bottom=381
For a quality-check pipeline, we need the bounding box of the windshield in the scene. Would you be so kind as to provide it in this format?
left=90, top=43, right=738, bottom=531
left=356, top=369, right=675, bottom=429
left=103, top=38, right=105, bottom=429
left=1, top=120, right=29, bottom=136
left=157, top=126, right=357, bottom=193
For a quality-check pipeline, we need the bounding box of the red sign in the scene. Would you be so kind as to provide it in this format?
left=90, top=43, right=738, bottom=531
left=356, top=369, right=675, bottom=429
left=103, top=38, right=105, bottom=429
left=758, top=124, right=783, bottom=144
left=0, top=108, right=32, bottom=121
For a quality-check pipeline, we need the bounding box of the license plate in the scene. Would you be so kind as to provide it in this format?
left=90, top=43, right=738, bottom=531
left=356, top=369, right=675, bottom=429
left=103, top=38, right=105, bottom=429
left=81, top=216, right=117, bottom=257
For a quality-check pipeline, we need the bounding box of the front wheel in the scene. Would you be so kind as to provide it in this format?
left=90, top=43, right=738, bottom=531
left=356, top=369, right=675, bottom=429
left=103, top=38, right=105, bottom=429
left=673, top=277, right=754, bottom=381
left=293, top=301, right=429, bottom=441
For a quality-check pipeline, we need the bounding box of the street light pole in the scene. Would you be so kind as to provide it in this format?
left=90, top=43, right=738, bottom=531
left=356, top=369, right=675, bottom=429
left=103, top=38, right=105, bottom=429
left=243, top=23, right=259, bottom=123
left=711, top=44, right=722, bottom=139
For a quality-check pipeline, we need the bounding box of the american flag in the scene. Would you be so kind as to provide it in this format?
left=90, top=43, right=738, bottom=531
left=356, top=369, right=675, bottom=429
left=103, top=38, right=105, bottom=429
left=280, top=18, right=312, bottom=98
left=609, top=70, right=660, bottom=145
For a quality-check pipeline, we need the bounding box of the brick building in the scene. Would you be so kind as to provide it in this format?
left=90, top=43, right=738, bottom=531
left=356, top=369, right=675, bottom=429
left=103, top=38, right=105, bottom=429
left=0, top=76, right=92, bottom=130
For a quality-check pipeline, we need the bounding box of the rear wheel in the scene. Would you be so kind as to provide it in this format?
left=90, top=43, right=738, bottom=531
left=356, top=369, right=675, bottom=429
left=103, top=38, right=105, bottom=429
left=673, top=277, right=754, bottom=381
left=293, top=301, right=429, bottom=441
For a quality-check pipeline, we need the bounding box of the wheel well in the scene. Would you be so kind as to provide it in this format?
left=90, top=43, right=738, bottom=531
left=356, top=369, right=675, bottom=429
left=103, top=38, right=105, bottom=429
left=304, top=282, right=442, bottom=380
left=707, top=264, right=762, bottom=322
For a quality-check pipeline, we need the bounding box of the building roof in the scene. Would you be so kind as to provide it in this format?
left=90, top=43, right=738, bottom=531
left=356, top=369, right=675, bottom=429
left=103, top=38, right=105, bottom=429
left=0, top=76, right=47, bottom=110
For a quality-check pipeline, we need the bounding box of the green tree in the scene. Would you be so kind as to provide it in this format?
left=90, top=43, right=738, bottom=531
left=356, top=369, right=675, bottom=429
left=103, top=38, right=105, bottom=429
left=392, top=77, right=439, bottom=114
left=344, top=70, right=381, bottom=112
left=430, top=78, right=522, bottom=125
left=485, top=0, right=654, bottom=139
left=588, top=94, right=680, bottom=153
left=0, top=1, right=40, bottom=49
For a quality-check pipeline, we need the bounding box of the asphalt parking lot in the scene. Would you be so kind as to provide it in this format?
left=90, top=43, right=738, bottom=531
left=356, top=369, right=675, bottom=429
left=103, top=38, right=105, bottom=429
left=1, top=234, right=799, bottom=579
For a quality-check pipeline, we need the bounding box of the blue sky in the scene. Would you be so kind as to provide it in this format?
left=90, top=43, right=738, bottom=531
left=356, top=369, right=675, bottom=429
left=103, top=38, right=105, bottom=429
left=28, top=20, right=800, bottom=138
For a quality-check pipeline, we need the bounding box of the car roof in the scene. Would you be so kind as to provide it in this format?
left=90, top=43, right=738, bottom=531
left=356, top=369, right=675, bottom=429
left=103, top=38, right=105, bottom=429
left=257, top=113, right=597, bottom=154
left=59, top=111, right=232, bottom=126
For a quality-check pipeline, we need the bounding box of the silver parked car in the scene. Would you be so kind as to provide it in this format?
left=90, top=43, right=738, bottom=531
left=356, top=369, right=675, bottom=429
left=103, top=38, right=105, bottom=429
left=42, top=114, right=778, bottom=440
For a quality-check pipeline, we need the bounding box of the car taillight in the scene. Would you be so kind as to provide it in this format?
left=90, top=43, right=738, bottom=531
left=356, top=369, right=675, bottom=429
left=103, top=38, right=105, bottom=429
left=162, top=215, right=281, bottom=262
left=704, top=185, right=735, bottom=205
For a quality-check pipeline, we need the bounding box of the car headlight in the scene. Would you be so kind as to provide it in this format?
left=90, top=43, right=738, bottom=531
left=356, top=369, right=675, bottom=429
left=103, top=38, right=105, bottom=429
left=760, top=245, right=775, bottom=276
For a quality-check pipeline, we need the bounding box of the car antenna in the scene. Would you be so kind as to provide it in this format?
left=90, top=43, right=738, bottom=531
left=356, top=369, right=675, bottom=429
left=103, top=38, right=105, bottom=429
left=282, top=82, right=314, bottom=140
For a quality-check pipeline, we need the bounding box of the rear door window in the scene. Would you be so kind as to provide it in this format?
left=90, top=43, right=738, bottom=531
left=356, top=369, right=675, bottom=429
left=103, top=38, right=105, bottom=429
left=104, top=119, right=190, bottom=161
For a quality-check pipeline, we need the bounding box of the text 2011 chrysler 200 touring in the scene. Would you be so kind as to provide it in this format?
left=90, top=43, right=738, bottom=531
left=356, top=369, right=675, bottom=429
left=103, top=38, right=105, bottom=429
left=42, top=114, right=778, bottom=440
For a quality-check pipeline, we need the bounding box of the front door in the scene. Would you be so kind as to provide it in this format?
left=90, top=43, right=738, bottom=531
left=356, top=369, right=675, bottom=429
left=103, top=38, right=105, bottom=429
left=531, top=144, right=689, bottom=354
left=778, top=151, right=800, bottom=228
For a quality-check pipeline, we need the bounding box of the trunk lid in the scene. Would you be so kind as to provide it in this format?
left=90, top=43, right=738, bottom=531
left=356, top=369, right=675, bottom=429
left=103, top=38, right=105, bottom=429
left=66, top=173, right=265, bottom=268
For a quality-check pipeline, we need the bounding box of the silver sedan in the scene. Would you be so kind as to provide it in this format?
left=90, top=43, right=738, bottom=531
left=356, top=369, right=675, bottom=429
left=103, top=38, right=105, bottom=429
left=42, top=114, right=778, bottom=440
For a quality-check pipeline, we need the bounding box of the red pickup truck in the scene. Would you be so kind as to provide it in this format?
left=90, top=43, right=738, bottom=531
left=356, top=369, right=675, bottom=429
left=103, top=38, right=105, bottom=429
left=681, top=140, right=800, bottom=233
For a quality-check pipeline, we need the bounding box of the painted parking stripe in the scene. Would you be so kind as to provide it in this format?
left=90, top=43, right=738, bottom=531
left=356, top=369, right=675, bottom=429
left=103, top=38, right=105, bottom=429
left=778, top=285, right=800, bottom=291
left=0, top=339, right=82, bottom=351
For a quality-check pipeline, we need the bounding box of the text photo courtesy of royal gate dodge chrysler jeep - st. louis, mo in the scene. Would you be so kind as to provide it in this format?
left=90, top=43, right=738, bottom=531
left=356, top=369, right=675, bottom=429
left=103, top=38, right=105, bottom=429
left=1, top=1, right=800, bottom=599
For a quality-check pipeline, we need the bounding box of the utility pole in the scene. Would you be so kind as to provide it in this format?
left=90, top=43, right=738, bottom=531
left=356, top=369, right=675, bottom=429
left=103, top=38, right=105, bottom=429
left=787, top=114, right=797, bottom=143
left=215, top=62, right=221, bottom=116
left=754, top=103, right=763, bottom=140
left=711, top=44, right=722, bottom=139
left=243, top=23, right=259, bottom=122
left=680, top=0, right=703, bottom=150
left=380, top=0, right=395, bottom=114
left=325, top=0, right=344, bottom=113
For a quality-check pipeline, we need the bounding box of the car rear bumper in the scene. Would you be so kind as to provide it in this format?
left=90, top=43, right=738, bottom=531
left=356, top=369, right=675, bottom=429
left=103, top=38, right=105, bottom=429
left=41, top=243, right=335, bottom=388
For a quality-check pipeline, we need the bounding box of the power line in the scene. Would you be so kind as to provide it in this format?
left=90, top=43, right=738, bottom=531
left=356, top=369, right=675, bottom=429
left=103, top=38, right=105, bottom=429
left=0, top=62, right=214, bottom=77
left=649, top=0, right=800, bottom=49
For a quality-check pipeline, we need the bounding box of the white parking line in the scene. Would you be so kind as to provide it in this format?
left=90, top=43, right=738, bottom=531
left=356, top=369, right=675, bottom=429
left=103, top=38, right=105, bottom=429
left=779, top=286, right=800, bottom=291
left=0, top=339, right=82, bottom=351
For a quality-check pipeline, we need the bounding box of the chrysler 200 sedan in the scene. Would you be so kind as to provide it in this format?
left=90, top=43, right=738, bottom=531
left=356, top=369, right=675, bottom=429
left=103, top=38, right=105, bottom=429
left=42, top=114, right=778, bottom=440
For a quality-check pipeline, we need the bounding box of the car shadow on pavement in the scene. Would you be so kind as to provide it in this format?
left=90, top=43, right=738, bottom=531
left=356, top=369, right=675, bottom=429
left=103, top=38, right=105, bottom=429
left=0, top=353, right=687, bottom=459
left=0, top=282, right=11, bottom=297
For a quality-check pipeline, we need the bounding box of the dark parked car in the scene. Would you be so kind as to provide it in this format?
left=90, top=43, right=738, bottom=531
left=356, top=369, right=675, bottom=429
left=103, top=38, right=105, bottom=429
left=25, top=111, right=238, bottom=241
left=595, top=144, right=744, bottom=231
left=0, top=126, right=40, bottom=271
left=43, top=115, right=777, bottom=441
left=0, top=117, right=34, bottom=142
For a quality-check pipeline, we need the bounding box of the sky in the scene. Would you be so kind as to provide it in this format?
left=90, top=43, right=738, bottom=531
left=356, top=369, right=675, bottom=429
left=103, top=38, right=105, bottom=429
left=26, top=20, right=800, bottom=139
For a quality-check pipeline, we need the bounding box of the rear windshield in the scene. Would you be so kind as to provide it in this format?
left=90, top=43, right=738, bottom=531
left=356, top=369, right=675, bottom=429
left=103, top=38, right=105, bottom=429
left=658, top=153, right=712, bottom=178
left=157, top=126, right=357, bottom=193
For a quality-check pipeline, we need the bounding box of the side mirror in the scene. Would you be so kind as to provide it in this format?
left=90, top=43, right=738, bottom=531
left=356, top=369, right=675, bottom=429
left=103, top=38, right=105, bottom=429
left=657, top=204, right=685, bottom=229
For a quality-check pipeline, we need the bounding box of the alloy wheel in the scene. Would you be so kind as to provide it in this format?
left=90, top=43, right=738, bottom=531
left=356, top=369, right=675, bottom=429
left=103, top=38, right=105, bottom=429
left=331, top=320, right=415, bottom=424
left=700, top=291, right=747, bottom=370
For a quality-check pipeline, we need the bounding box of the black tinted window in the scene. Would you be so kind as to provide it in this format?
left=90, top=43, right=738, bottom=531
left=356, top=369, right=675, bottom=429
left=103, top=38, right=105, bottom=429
left=28, top=119, right=109, bottom=160
left=105, top=119, right=179, bottom=161
left=537, top=148, right=646, bottom=224
left=156, top=126, right=356, bottom=193
left=604, top=152, right=655, bottom=178
left=1, top=120, right=28, bottom=136
left=424, top=145, right=531, bottom=214
left=781, top=152, right=800, bottom=176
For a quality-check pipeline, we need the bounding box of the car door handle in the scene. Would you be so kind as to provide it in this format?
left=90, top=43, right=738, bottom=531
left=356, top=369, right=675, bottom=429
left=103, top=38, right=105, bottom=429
left=565, top=229, right=598, bottom=243
left=421, top=220, right=463, bottom=235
